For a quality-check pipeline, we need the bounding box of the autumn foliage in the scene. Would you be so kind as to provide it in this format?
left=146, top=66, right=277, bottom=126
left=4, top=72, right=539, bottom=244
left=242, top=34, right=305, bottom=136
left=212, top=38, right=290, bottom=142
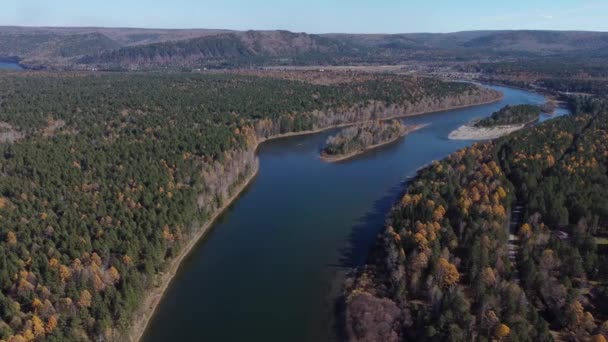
left=347, top=100, right=608, bottom=340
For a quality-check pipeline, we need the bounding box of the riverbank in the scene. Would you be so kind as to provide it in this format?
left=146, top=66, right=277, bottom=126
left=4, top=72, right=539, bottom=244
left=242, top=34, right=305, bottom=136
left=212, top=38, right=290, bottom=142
left=321, top=124, right=428, bottom=163
left=129, top=93, right=503, bottom=342
left=449, top=115, right=539, bottom=140
left=448, top=124, right=525, bottom=140
left=128, top=161, right=260, bottom=342
left=255, top=94, right=503, bottom=146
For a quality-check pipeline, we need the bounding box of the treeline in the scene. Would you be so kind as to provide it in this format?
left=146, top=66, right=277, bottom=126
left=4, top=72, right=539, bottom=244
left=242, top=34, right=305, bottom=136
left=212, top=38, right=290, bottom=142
left=322, top=120, right=408, bottom=158
left=474, top=104, right=541, bottom=128
left=464, top=58, right=608, bottom=97
left=537, top=79, right=608, bottom=95
left=0, top=72, right=497, bottom=341
left=346, top=97, right=608, bottom=341
left=462, top=58, right=608, bottom=79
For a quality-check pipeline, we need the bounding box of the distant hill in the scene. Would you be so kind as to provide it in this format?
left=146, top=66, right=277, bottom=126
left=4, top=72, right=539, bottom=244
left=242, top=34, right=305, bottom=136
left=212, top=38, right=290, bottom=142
left=461, top=30, right=608, bottom=53
left=1, top=26, right=608, bottom=69
left=0, top=26, right=234, bottom=67
left=79, top=31, right=360, bottom=69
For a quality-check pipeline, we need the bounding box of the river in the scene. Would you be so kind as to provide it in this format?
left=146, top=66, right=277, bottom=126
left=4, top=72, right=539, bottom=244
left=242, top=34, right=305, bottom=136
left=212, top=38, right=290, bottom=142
left=0, top=62, right=23, bottom=70
left=142, top=85, right=568, bottom=342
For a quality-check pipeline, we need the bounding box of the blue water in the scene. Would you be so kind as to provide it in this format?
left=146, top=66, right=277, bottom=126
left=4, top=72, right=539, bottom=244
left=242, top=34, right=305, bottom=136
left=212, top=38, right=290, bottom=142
left=0, top=62, right=23, bottom=70
left=142, top=85, right=564, bottom=342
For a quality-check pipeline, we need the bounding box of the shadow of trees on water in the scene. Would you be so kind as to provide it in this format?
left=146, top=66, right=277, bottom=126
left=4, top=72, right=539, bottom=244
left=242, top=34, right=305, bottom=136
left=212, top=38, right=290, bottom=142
left=332, top=175, right=414, bottom=341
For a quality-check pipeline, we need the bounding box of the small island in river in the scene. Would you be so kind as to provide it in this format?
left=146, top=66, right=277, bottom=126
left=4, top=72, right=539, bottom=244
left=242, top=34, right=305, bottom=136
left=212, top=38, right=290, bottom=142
left=449, top=104, right=542, bottom=140
left=321, top=120, right=427, bottom=162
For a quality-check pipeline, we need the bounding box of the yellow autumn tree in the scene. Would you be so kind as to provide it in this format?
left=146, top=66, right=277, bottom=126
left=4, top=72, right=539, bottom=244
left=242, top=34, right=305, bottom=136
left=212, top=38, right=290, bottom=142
left=481, top=267, right=497, bottom=287
left=519, top=223, right=532, bottom=239
left=569, top=300, right=585, bottom=327
left=0, top=196, right=9, bottom=208
left=122, top=255, right=133, bottom=267
left=162, top=225, right=175, bottom=242
left=494, top=323, right=511, bottom=339
left=6, top=231, right=17, bottom=245
left=436, top=258, right=460, bottom=287
left=410, top=252, right=429, bottom=272
left=22, top=329, right=34, bottom=341
left=8, top=334, right=26, bottom=342
left=45, top=315, right=58, bottom=334
left=492, top=204, right=506, bottom=218
left=91, top=253, right=102, bottom=267
left=433, top=205, right=446, bottom=221
left=401, top=194, right=413, bottom=206
left=471, top=187, right=481, bottom=202
left=459, top=197, right=472, bottom=215
left=591, top=335, right=607, bottom=342
left=59, top=265, right=71, bottom=282
left=413, top=232, right=428, bottom=247
left=107, top=266, right=120, bottom=284
left=48, top=258, right=60, bottom=268
left=31, top=315, right=45, bottom=338
left=78, top=290, right=92, bottom=308
left=31, top=298, right=43, bottom=312
left=92, top=273, right=104, bottom=291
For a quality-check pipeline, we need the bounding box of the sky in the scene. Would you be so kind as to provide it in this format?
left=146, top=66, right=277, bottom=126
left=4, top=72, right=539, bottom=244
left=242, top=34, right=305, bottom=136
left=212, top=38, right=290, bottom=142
left=2, top=0, right=608, bottom=33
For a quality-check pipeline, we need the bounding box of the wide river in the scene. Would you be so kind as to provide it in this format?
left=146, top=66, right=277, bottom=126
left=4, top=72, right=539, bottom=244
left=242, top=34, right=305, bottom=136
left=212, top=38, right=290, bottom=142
left=143, top=85, right=568, bottom=341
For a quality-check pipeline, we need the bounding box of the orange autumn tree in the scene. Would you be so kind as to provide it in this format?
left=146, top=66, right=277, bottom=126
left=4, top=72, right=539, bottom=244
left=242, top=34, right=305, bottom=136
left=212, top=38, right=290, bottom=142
left=45, top=315, right=58, bottom=334
left=78, top=290, right=92, bottom=308
left=481, top=267, right=497, bottom=287
left=31, top=315, right=45, bottom=338
left=494, top=323, right=511, bottom=339
left=436, top=258, right=460, bottom=287
left=6, top=231, right=17, bottom=245
left=591, top=335, right=607, bottom=342
left=519, top=223, right=532, bottom=239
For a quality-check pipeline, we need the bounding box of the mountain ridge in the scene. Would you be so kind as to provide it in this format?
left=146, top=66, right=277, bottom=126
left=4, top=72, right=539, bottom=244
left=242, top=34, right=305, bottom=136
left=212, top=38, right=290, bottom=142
left=2, top=26, right=608, bottom=69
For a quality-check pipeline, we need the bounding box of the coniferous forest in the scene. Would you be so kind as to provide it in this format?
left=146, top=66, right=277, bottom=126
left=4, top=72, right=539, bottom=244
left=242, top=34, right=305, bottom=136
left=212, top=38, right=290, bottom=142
left=345, top=96, right=608, bottom=341
left=0, top=71, right=499, bottom=341
left=474, top=104, right=541, bottom=128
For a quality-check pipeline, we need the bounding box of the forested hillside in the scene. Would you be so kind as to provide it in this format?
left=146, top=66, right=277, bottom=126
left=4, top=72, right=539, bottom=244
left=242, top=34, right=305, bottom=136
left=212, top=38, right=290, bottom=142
left=4, top=27, right=608, bottom=70
left=474, top=104, right=541, bottom=128
left=0, top=71, right=499, bottom=341
left=345, top=97, right=608, bottom=341
left=79, top=31, right=359, bottom=70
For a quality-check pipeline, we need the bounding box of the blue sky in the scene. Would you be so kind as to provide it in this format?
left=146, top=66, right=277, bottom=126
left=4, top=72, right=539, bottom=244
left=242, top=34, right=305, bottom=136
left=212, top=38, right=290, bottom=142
left=2, top=0, right=608, bottom=33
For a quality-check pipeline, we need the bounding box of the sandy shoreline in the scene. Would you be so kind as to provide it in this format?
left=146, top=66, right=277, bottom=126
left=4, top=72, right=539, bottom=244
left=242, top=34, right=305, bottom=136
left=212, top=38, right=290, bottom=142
left=128, top=94, right=503, bottom=342
left=255, top=95, right=503, bottom=146
left=448, top=123, right=526, bottom=140
left=321, top=124, right=429, bottom=163
left=128, top=161, right=260, bottom=342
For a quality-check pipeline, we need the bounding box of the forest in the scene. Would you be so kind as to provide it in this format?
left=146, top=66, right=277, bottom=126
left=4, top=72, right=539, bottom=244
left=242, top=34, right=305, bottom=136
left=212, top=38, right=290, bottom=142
left=474, top=105, right=541, bottom=128
left=322, top=120, right=415, bottom=161
left=462, top=58, right=608, bottom=80
left=465, top=57, right=608, bottom=100
left=0, top=71, right=499, bottom=341
left=345, top=96, right=608, bottom=341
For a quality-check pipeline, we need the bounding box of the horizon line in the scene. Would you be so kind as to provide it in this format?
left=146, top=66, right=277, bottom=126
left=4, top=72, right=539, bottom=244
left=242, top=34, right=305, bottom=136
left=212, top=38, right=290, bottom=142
left=1, top=24, right=607, bottom=35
